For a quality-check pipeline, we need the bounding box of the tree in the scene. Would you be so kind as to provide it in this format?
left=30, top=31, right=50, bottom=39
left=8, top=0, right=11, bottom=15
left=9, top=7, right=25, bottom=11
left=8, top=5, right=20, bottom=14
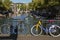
left=0, top=0, right=13, bottom=18
left=20, top=4, right=27, bottom=11
left=28, top=0, right=46, bottom=10
left=3, top=0, right=12, bottom=10
left=0, top=0, right=12, bottom=11
left=28, top=0, right=60, bottom=10
left=48, top=0, right=59, bottom=6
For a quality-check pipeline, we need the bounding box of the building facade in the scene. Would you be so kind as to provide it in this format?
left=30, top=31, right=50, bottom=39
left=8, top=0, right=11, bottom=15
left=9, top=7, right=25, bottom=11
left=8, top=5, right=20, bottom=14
left=11, top=3, right=25, bottom=16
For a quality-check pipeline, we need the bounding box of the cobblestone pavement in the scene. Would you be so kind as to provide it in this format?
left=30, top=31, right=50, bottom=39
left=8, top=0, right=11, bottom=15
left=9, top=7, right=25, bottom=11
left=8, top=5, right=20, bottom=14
left=0, top=35, right=60, bottom=40
left=17, top=35, right=60, bottom=40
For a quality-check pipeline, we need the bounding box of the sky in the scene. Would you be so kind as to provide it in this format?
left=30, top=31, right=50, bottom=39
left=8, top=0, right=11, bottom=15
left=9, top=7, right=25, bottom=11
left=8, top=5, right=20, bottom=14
left=10, top=0, right=32, bottom=3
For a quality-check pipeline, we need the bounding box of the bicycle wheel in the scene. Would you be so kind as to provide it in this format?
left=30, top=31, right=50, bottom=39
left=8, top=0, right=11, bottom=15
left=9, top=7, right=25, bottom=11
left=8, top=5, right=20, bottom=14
left=1, top=24, right=10, bottom=34
left=18, top=23, right=28, bottom=35
left=31, top=25, right=42, bottom=36
left=49, top=25, right=60, bottom=37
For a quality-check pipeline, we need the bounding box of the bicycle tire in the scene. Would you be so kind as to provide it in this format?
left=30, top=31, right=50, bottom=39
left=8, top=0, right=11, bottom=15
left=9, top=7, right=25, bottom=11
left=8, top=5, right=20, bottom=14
left=31, top=25, right=42, bottom=36
left=49, top=25, right=60, bottom=37
left=1, top=24, right=10, bottom=34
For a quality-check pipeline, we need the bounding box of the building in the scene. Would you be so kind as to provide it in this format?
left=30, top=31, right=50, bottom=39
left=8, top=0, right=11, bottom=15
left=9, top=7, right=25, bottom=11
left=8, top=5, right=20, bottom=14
left=11, top=3, right=25, bottom=16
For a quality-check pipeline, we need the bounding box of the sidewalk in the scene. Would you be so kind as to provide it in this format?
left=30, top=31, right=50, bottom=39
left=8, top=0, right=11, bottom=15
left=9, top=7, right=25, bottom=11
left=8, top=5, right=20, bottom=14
left=0, top=35, right=60, bottom=40
left=17, top=35, right=60, bottom=40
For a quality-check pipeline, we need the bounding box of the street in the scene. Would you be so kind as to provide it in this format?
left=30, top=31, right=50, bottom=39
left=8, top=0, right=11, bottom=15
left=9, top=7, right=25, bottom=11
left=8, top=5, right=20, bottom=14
left=0, top=35, right=60, bottom=40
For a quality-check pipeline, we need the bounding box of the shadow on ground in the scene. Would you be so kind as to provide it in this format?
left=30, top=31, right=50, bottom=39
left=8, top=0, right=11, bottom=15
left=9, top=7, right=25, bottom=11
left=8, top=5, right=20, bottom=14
left=0, top=34, right=18, bottom=40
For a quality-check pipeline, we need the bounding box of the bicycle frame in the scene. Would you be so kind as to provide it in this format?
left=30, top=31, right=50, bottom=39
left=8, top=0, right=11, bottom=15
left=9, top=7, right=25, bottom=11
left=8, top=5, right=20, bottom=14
left=40, top=25, right=49, bottom=34
left=35, top=21, right=42, bottom=31
left=35, top=20, right=53, bottom=34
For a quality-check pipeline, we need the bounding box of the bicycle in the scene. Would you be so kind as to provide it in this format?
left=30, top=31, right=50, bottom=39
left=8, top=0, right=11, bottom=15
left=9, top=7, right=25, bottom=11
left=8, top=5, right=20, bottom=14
left=0, top=19, right=29, bottom=35
left=0, top=21, right=11, bottom=36
left=31, top=20, right=60, bottom=37
left=11, top=19, right=29, bottom=35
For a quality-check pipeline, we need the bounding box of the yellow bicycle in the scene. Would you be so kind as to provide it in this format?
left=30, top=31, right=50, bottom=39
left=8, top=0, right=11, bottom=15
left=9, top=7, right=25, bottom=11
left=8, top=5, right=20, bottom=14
left=31, top=20, right=60, bottom=37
